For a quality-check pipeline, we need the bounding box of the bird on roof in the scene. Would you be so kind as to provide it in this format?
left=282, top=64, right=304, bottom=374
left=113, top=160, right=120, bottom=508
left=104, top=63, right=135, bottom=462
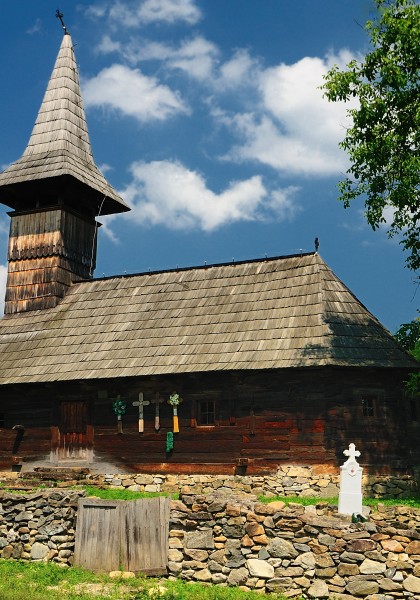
left=315, top=237, right=319, bottom=252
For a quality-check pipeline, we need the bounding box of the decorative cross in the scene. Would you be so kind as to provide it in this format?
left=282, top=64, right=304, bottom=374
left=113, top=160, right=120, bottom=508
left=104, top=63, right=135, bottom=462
left=343, top=442, right=361, bottom=465
left=150, top=392, right=164, bottom=431
left=132, top=392, right=150, bottom=433
left=168, top=392, right=183, bottom=433
left=111, top=395, right=127, bottom=434
left=55, top=9, right=68, bottom=34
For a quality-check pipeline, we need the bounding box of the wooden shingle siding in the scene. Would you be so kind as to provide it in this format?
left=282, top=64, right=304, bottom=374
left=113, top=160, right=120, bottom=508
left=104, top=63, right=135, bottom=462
left=0, top=253, right=415, bottom=385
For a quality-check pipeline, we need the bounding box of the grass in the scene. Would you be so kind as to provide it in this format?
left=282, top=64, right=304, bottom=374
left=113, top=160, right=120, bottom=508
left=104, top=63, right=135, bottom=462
left=363, top=496, right=420, bottom=508
left=258, top=495, right=420, bottom=508
left=0, top=560, right=300, bottom=600
left=82, top=485, right=179, bottom=500
left=1, top=480, right=418, bottom=506
left=0, top=483, right=179, bottom=501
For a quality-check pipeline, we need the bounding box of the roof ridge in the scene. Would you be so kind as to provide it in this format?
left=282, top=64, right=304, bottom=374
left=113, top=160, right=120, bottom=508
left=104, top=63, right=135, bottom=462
left=87, top=251, right=318, bottom=282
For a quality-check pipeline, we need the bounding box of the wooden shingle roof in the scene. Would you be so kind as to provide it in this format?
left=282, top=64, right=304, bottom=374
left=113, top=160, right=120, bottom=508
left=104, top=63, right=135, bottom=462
left=0, top=33, right=129, bottom=215
left=0, top=253, right=414, bottom=385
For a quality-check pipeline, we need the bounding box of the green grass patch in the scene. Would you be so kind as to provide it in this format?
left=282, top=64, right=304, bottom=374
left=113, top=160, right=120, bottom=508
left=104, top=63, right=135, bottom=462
left=0, top=560, right=119, bottom=600
left=257, top=495, right=337, bottom=506
left=0, top=484, right=50, bottom=494
left=258, top=495, right=420, bottom=508
left=82, top=485, right=179, bottom=501
left=158, top=579, right=302, bottom=599
left=0, top=561, right=299, bottom=600
left=363, top=496, right=420, bottom=508
left=0, top=484, right=179, bottom=501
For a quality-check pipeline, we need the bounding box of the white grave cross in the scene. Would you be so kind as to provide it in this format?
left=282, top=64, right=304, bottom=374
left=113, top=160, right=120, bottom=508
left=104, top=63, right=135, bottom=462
left=338, top=442, right=363, bottom=516
left=132, top=392, right=150, bottom=433
left=343, top=442, right=360, bottom=466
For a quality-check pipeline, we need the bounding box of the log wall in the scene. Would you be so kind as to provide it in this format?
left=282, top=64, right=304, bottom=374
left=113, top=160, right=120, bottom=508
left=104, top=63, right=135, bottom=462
left=0, top=367, right=418, bottom=473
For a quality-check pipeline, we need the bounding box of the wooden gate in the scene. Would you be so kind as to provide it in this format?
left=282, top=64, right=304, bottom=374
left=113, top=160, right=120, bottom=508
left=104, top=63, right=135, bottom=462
left=74, top=497, right=170, bottom=574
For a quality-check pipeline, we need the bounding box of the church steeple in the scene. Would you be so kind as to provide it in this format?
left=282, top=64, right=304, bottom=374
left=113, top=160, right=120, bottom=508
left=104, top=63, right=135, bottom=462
left=0, top=32, right=129, bottom=216
left=0, top=32, right=130, bottom=314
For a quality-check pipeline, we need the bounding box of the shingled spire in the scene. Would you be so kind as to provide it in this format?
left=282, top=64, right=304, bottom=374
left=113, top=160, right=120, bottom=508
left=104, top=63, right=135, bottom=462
left=0, top=32, right=130, bottom=314
left=0, top=32, right=129, bottom=215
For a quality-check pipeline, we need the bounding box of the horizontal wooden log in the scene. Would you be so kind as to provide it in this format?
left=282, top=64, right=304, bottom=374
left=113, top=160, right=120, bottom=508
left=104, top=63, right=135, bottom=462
left=130, top=462, right=237, bottom=475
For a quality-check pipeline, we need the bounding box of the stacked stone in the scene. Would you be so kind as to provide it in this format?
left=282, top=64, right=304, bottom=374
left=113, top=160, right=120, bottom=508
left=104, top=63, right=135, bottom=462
left=167, top=494, right=420, bottom=599
left=86, top=467, right=418, bottom=500
left=0, top=490, right=83, bottom=565
left=0, top=466, right=417, bottom=499
left=0, top=486, right=419, bottom=598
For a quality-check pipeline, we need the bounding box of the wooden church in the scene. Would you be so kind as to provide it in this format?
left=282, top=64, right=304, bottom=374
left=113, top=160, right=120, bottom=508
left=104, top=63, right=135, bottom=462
left=0, top=31, right=418, bottom=475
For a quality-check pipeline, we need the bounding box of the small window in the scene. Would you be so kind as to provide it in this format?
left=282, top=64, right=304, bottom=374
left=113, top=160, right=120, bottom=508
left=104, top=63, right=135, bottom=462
left=198, top=400, right=216, bottom=426
left=361, top=395, right=376, bottom=417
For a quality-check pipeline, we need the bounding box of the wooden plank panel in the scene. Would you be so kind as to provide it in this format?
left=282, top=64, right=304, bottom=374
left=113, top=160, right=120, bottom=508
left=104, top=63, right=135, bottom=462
left=74, top=499, right=121, bottom=572
left=123, top=498, right=169, bottom=574
left=74, top=498, right=170, bottom=574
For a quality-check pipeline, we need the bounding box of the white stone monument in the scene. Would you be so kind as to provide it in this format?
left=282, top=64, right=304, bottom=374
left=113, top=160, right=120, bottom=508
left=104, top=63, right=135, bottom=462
left=338, top=442, right=363, bottom=516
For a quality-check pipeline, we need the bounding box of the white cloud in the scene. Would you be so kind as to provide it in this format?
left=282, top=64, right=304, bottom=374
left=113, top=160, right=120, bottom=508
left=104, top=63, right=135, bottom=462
left=219, top=51, right=357, bottom=177
left=96, top=35, right=219, bottom=80
left=26, top=18, right=42, bottom=35
left=119, top=160, right=299, bottom=231
left=94, top=35, right=259, bottom=90
left=96, top=35, right=122, bottom=56
left=224, top=112, right=346, bottom=176
left=83, top=64, right=188, bottom=122
left=217, top=49, right=258, bottom=90
left=98, top=163, right=113, bottom=175
left=99, top=218, right=121, bottom=243
left=261, top=53, right=353, bottom=146
left=165, top=37, right=218, bottom=80
left=83, top=4, right=109, bottom=19
left=109, top=0, right=201, bottom=26
left=0, top=265, right=7, bottom=316
left=92, top=45, right=355, bottom=176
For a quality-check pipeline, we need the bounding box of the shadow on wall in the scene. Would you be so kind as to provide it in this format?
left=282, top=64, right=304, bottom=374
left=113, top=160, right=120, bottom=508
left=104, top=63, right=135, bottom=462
left=298, top=312, right=418, bottom=470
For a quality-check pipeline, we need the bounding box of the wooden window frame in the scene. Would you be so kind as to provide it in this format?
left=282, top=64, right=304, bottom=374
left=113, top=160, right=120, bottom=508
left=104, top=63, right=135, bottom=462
left=354, top=389, right=383, bottom=419
left=197, top=399, right=216, bottom=427
left=361, top=395, right=376, bottom=417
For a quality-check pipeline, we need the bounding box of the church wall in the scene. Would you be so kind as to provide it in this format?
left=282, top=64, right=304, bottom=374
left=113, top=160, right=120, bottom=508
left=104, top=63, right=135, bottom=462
left=0, top=367, right=417, bottom=474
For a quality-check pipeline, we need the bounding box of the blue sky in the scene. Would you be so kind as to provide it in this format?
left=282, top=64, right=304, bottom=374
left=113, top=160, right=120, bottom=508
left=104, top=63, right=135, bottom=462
left=0, top=0, right=417, bottom=332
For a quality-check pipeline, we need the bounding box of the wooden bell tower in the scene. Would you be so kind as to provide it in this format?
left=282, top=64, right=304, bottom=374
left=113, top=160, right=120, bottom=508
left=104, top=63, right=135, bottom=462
left=0, top=32, right=129, bottom=314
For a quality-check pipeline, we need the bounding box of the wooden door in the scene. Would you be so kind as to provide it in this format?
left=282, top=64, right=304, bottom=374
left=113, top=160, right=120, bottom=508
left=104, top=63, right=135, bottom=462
left=58, top=401, right=92, bottom=460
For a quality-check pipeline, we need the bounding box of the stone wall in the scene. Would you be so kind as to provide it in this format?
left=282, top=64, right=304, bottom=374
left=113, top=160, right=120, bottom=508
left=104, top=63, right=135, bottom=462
left=1, top=486, right=419, bottom=598
left=0, top=490, right=83, bottom=565
left=169, top=493, right=420, bottom=598
left=89, top=465, right=418, bottom=499
left=1, top=465, right=419, bottom=499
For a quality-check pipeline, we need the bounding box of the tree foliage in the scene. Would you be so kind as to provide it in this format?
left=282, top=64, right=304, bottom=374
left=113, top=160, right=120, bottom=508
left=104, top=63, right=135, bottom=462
left=322, top=0, right=420, bottom=270
left=395, top=318, right=420, bottom=393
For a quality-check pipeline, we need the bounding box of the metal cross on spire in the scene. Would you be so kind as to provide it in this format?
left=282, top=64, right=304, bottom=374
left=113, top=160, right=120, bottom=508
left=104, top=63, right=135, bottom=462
left=56, top=9, right=68, bottom=34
